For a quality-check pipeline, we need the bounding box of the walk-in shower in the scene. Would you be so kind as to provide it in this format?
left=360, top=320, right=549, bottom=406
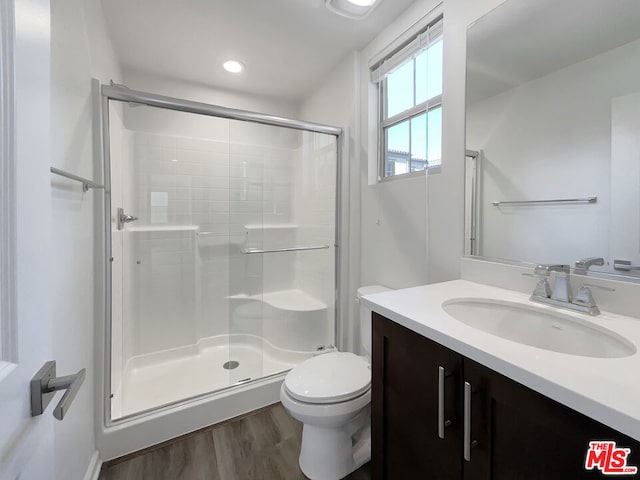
left=101, top=84, right=341, bottom=424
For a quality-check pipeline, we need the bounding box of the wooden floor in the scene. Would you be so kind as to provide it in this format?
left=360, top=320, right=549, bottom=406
left=99, top=403, right=372, bottom=480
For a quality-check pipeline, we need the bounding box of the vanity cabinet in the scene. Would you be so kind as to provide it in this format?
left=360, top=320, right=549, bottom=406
left=371, top=312, right=462, bottom=479
left=371, top=313, right=640, bottom=480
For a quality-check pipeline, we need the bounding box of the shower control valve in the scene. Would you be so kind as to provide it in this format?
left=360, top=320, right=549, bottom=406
left=117, top=207, right=139, bottom=230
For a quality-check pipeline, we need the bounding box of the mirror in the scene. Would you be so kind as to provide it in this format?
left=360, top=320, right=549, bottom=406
left=464, top=0, right=640, bottom=280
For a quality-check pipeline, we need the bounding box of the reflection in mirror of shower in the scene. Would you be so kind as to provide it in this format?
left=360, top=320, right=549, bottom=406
left=464, top=150, right=480, bottom=256
left=109, top=105, right=336, bottom=419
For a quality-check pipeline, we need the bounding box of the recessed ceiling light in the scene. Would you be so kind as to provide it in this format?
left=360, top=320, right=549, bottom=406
left=325, top=0, right=380, bottom=19
left=223, top=60, right=244, bottom=73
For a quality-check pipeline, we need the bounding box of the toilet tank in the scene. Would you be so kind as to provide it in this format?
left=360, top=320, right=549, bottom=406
left=357, top=285, right=392, bottom=356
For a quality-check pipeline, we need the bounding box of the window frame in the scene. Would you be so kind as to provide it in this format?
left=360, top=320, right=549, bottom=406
left=372, top=15, right=444, bottom=182
left=378, top=87, right=443, bottom=181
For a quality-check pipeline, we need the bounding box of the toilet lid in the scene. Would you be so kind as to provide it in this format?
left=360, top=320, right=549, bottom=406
left=284, top=352, right=371, bottom=404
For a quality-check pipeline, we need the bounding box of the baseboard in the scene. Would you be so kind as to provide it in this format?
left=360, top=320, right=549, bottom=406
left=83, top=451, right=102, bottom=480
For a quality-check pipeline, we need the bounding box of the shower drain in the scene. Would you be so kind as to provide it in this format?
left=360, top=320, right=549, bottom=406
left=223, top=360, right=240, bottom=370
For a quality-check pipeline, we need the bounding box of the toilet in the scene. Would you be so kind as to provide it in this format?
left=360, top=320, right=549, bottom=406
left=280, top=285, right=392, bottom=480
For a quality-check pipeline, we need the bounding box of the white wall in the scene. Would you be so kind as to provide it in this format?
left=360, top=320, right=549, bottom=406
left=299, top=0, right=507, bottom=351
left=50, top=0, right=121, bottom=478
left=123, top=70, right=298, bottom=121
left=467, top=38, right=640, bottom=266
left=299, top=1, right=512, bottom=351
left=357, top=0, right=507, bottom=295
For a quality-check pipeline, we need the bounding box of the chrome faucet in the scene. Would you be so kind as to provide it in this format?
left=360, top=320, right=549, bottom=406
left=528, top=263, right=601, bottom=315
left=533, top=264, right=572, bottom=302
left=574, top=257, right=604, bottom=275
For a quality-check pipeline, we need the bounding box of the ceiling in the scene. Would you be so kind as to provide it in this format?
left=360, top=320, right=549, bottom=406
left=101, top=0, right=417, bottom=102
left=466, top=0, right=640, bottom=103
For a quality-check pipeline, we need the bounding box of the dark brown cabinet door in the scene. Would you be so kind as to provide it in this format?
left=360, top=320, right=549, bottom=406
left=463, top=358, right=640, bottom=480
left=371, top=313, right=640, bottom=480
left=372, top=313, right=463, bottom=480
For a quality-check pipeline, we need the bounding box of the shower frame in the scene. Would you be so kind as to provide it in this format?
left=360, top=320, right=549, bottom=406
left=100, top=83, right=343, bottom=428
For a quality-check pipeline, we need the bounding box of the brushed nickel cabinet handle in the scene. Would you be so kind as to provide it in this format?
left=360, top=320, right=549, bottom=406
left=438, top=366, right=445, bottom=439
left=464, top=381, right=472, bottom=461
left=438, top=366, right=453, bottom=439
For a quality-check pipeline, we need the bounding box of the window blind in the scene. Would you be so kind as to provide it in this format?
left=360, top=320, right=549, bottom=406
left=369, top=15, right=443, bottom=83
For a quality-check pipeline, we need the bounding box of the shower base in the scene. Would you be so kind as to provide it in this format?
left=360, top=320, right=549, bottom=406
left=111, top=334, right=312, bottom=419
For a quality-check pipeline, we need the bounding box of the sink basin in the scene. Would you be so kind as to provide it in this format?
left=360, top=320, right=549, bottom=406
left=442, top=298, right=636, bottom=358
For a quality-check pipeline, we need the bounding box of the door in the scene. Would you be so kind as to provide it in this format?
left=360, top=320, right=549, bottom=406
left=462, top=358, right=640, bottom=480
left=0, top=0, right=55, bottom=478
left=372, top=313, right=462, bottom=480
left=227, top=118, right=265, bottom=386
left=107, top=100, right=236, bottom=419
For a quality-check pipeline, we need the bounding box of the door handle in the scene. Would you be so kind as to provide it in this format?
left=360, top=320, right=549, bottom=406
left=463, top=381, right=479, bottom=461
left=464, top=381, right=472, bottom=461
left=31, top=361, right=86, bottom=421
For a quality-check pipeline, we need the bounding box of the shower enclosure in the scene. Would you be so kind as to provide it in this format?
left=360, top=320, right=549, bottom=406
left=102, top=85, right=340, bottom=421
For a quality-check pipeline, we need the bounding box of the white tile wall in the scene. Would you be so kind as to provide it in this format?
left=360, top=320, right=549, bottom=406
left=125, top=131, right=232, bottom=354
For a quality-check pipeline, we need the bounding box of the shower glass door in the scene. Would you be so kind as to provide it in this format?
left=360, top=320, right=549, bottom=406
left=106, top=89, right=339, bottom=422
left=109, top=100, right=240, bottom=419
left=227, top=120, right=266, bottom=385
left=228, top=121, right=337, bottom=381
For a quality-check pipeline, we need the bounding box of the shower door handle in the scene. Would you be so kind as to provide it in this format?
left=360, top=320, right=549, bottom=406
left=117, top=207, right=138, bottom=230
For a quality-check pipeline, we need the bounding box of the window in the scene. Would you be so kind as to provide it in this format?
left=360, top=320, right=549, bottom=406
left=371, top=16, right=443, bottom=180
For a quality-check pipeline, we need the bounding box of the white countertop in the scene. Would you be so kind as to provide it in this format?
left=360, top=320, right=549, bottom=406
left=361, top=279, right=640, bottom=441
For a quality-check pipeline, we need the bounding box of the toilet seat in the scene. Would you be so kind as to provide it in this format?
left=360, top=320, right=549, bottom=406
left=284, top=351, right=371, bottom=404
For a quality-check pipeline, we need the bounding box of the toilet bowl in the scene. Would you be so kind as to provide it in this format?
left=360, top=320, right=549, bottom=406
left=280, top=285, right=392, bottom=480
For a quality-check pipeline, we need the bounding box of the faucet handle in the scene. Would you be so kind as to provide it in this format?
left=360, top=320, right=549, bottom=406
left=534, top=278, right=552, bottom=298
left=572, top=283, right=613, bottom=315
left=522, top=273, right=552, bottom=298
left=573, top=286, right=597, bottom=308
left=574, top=257, right=605, bottom=275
